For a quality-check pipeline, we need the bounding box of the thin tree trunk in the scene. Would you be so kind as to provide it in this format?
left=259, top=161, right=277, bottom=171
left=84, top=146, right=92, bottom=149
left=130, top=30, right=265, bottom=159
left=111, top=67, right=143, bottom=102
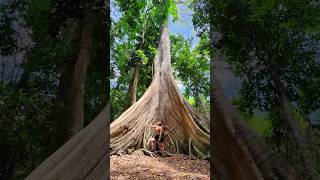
left=50, top=4, right=96, bottom=150
left=128, top=63, right=140, bottom=105
left=26, top=1, right=111, bottom=177
left=66, top=7, right=96, bottom=140
left=8, top=55, right=17, bottom=86
left=126, top=6, right=149, bottom=106
left=1, top=56, right=5, bottom=82
left=50, top=22, right=80, bottom=151
left=195, top=91, right=209, bottom=116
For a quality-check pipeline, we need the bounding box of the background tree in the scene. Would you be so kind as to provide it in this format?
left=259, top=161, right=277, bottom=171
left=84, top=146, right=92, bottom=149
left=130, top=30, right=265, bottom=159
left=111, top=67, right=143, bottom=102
left=209, top=0, right=320, bottom=178
left=0, top=0, right=109, bottom=179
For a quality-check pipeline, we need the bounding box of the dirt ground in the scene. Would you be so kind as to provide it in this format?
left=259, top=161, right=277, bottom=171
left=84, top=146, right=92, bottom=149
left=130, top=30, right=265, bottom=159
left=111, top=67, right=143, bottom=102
left=110, top=154, right=210, bottom=180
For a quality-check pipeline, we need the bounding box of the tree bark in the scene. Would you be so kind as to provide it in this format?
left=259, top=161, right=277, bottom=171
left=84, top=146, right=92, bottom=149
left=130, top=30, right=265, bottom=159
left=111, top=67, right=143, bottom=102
left=66, top=7, right=96, bottom=140
left=50, top=23, right=80, bottom=151
left=128, top=63, right=140, bottom=105
left=26, top=1, right=110, bottom=178
left=110, top=26, right=210, bottom=157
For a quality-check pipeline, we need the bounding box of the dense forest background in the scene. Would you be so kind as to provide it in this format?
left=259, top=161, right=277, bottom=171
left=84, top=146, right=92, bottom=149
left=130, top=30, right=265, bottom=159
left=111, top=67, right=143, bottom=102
left=1, top=0, right=320, bottom=179
left=0, top=0, right=109, bottom=179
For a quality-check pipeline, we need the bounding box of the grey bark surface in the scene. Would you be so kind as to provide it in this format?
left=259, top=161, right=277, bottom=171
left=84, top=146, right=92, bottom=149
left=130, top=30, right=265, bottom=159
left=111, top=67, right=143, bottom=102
left=51, top=4, right=97, bottom=151
left=51, top=23, right=80, bottom=151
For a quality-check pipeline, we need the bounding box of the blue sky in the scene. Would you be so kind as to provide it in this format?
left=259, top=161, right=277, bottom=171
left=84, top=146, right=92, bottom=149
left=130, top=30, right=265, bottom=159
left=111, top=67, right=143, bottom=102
left=168, top=3, right=199, bottom=93
left=168, top=3, right=199, bottom=48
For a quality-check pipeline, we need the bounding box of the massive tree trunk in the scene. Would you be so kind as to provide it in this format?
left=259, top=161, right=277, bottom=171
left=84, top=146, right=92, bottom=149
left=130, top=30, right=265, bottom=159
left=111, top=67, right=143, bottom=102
left=110, top=26, right=210, bottom=157
left=273, top=76, right=319, bottom=180
left=128, top=63, right=140, bottom=105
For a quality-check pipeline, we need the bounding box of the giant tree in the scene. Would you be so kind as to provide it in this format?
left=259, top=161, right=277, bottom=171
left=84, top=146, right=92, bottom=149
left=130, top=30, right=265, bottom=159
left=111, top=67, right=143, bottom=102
left=111, top=0, right=178, bottom=117
left=110, top=24, right=210, bottom=158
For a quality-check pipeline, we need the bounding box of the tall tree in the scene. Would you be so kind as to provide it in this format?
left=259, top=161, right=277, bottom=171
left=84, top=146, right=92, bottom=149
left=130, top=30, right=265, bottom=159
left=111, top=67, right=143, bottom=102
left=51, top=0, right=99, bottom=149
left=111, top=0, right=178, bottom=118
left=209, top=0, right=320, bottom=178
left=111, top=26, right=210, bottom=158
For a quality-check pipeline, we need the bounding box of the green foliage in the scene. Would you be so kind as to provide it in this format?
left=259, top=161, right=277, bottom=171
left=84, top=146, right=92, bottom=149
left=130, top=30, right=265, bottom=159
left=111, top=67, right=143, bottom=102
left=248, top=116, right=271, bottom=137
left=208, top=0, right=320, bottom=173
left=0, top=2, right=18, bottom=56
left=191, top=0, right=209, bottom=35
left=168, top=0, right=178, bottom=22
left=0, top=81, right=56, bottom=179
left=170, top=33, right=210, bottom=113
left=0, top=0, right=109, bottom=178
left=186, top=96, right=196, bottom=106
left=210, top=0, right=320, bottom=114
left=136, top=49, right=148, bottom=65
left=291, top=106, right=309, bottom=130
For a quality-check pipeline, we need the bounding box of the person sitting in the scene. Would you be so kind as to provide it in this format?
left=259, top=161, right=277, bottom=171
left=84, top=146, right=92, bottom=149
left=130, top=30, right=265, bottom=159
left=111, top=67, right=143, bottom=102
left=148, top=122, right=165, bottom=151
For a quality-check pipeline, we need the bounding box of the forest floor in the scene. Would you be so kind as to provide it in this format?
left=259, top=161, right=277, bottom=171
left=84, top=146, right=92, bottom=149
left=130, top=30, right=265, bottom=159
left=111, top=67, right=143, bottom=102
left=110, top=154, right=210, bottom=180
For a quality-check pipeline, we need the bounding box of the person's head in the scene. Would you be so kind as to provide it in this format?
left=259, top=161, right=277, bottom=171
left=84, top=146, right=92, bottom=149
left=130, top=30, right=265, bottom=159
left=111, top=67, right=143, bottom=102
left=156, top=121, right=162, bottom=126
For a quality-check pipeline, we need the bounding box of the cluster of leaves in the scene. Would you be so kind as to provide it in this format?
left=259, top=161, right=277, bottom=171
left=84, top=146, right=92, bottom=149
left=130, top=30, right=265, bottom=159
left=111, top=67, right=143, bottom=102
left=170, top=33, right=210, bottom=113
left=211, top=0, right=320, bottom=114
left=0, top=2, right=18, bottom=56
left=0, top=78, right=56, bottom=179
left=191, top=0, right=210, bottom=36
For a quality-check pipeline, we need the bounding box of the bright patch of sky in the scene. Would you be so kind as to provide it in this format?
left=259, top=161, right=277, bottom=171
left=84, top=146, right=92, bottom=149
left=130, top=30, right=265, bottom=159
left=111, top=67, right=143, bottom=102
left=168, top=2, right=199, bottom=48
left=169, top=2, right=201, bottom=93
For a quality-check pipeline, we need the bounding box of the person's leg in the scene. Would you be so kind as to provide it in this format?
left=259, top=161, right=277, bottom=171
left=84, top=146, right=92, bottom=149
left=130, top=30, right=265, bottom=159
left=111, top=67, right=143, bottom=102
left=149, top=138, right=156, bottom=150
left=159, top=142, right=165, bottom=151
